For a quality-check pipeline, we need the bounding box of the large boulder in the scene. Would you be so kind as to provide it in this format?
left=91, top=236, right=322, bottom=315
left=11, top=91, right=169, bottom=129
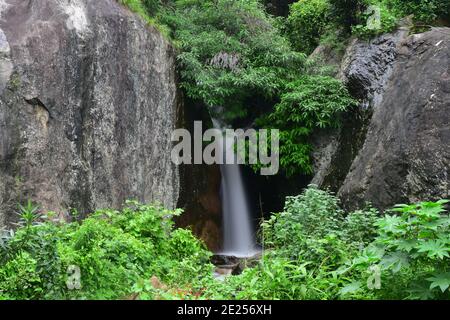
left=339, top=28, right=450, bottom=210
left=312, top=27, right=410, bottom=191
left=0, top=0, right=180, bottom=228
left=313, top=27, right=450, bottom=210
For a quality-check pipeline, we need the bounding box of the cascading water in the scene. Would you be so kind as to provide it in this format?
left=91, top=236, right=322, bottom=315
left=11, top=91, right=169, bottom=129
left=212, top=119, right=258, bottom=258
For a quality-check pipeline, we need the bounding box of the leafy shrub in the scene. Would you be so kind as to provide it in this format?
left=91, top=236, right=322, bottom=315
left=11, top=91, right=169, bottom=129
left=201, top=188, right=449, bottom=301
left=348, top=0, right=450, bottom=38
left=119, top=0, right=171, bottom=37
left=158, top=0, right=305, bottom=118
left=2, top=190, right=448, bottom=300
left=142, top=0, right=162, bottom=14
left=0, top=251, right=42, bottom=300
left=287, top=0, right=332, bottom=54
left=329, top=0, right=367, bottom=30
left=0, top=202, right=64, bottom=299
left=351, top=1, right=398, bottom=38
left=0, top=201, right=212, bottom=300
left=200, top=186, right=379, bottom=300
left=258, top=76, right=357, bottom=176
left=388, top=0, right=450, bottom=24
left=346, top=200, right=450, bottom=299
left=263, top=186, right=377, bottom=264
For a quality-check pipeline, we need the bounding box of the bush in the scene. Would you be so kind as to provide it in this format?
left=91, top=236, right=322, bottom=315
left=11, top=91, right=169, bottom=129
left=0, top=201, right=213, bottom=300
left=201, top=186, right=379, bottom=300
left=351, top=1, right=398, bottom=38
left=258, top=76, right=357, bottom=176
left=0, top=252, right=42, bottom=300
left=287, top=0, right=332, bottom=54
left=263, top=186, right=377, bottom=264
left=202, top=187, right=448, bottom=300
left=346, top=200, right=450, bottom=299
left=349, top=0, right=450, bottom=38
left=158, top=0, right=305, bottom=119
left=329, top=0, right=367, bottom=30
left=388, top=0, right=450, bottom=24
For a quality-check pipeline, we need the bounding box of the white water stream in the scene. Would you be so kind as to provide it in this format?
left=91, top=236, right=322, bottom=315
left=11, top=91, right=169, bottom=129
left=213, top=119, right=258, bottom=258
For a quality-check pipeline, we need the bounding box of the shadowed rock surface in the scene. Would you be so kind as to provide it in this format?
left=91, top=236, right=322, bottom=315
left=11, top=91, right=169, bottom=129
left=0, top=0, right=180, bottom=228
left=313, top=28, right=450, bottom=210
left=175, top=102, right=222, bottom=251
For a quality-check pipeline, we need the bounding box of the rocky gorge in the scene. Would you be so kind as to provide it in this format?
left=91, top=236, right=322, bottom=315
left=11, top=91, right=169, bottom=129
left=0, top=0, right=448, bottom=252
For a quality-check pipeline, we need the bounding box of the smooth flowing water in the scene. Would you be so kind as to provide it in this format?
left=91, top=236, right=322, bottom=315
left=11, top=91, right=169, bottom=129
left=213, top=119, right=258, bottom=258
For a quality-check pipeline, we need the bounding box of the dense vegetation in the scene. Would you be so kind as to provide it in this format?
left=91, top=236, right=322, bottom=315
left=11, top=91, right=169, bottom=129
left=0, top=202, right=212, bottom=299
left=1, top=188, right=449, bottom=300
left=1, top=0, right=448, bottom=300
left=119, top=0, right=448, bottom=177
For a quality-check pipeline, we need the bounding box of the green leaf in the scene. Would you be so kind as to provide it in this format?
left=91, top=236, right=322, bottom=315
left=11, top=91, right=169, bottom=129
left=395, top=239, right=417, bottom=253
left=380, top=252, right=410, bottom=273
left=417, top=240, right=449, bottom=259
left=407, top=283, right=436, bottom=300
left=375, top=215, right=404, bottom=234
left=417, top=202, right=446, bottom=219
left=390, top=204, right=417, bottom=214
left=427, top=272, right=450, bottom=293
left=339, top=281, right=362, bottom=295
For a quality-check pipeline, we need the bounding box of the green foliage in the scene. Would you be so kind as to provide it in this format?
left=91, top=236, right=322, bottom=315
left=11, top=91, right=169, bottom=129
left=329, top=0, right=367, bottom=30
left=200, top=186, right=379, bottom=300
left=287, top=0, right=331, bottom=54
left=142, top=0, right=163, bottom=13
left=347, top=200, right=450, bottom=299
left=158, top=0, right=305, bottom=114
left=15, top=200, right=41, bottom=229
left=122, top=0, right=357, bottom=176
left=119, top=0, right=157, bottom=22
left=387, top=0, right=450, bottom=24
left=263, top=186, right=377, bottom=265
left=0, top=201, right=212, bottom=300
left=0, top=252, right=42, bottom=300
left=351, top=1, right=398, bottom=38
left=326, top=0, right=449, bottom=39
left=347, top=0, right=450, bottom=38
left=259, top=76, right=357, bottom=176
left=118, top=0, right=171, bottom=37
left=2, top=191, right=448, bottom=300
left=203, top=188, right=448, bottom=301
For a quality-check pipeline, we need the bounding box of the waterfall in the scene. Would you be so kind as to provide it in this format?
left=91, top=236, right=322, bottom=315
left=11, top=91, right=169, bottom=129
left=212, top=119, right=258, bottom=258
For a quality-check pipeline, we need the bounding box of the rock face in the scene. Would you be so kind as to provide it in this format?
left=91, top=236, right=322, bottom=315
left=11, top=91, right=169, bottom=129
left=339, top=27, right=410, bottom=108
left=0, top=0, right=180, bottom=228
left=313, top=28, right=450, bottom=210
left=312, top=28, right=410, bottom=191
left=175, top=102, right=222, bottom=251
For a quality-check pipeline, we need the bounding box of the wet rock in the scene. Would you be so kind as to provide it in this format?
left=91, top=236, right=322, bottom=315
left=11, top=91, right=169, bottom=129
left=311, top=28, right=410, bottom=191
left=211, top=255, right=240, bottom=266
left=212, top=252, right=262, bottom=276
